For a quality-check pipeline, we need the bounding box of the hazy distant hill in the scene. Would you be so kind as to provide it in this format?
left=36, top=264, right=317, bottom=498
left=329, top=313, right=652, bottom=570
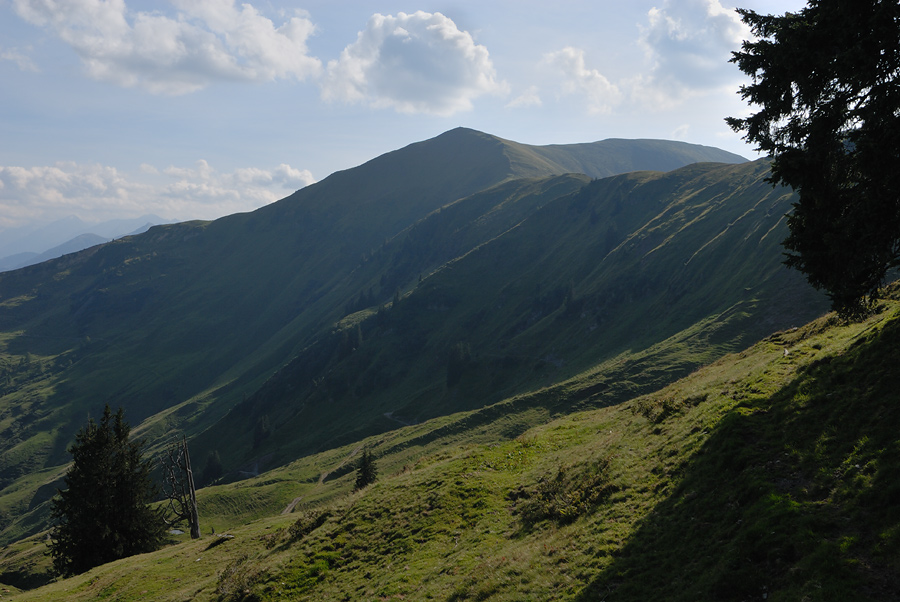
left=0, top=128, right=823, bottom=547
left=0, top=214, right=171, bottom=271
left=0, top=234, right=109, bottom=272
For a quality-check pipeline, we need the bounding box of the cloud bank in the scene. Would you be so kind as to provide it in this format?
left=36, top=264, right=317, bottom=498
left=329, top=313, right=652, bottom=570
left=12, top=3, right=505, bottom=115
left=11, top=0, right=321, bottom=94
left=542, top=47, right=621, bottom=114
left=322, top=11, right=506, bottom=115
left=637, top=0, right=750, bottom=101
left=526, top=0, right=749, bottom=114
left=0, top=160, right=315, bottom=228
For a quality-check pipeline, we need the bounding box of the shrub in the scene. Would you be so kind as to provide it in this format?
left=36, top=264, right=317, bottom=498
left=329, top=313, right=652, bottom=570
left=289, top=507, right=332, bottom=541
left=216, top=554, right=263, bottom=602
left=515, top=458, right=614, bottom=524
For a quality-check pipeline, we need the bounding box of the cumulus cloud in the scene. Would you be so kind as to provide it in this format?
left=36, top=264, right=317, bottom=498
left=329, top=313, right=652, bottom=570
left=542, top=47, right=621, bottom=114
left=515, top=1, right=749, bottom=116
left=11, top=0, right=321, bottom=94
left=0, top=160, right=315, bottom=227
left=0, top=163, right=141, bottom=228
left=637, top=0, right=750, bottom=104
left=322, top=11, right=506, bottom=115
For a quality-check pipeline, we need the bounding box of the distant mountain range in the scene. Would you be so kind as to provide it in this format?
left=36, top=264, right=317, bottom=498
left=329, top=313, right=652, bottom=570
left=0, top=128, right=827, bottom=547
left=0, top=215, right=173, bottom=272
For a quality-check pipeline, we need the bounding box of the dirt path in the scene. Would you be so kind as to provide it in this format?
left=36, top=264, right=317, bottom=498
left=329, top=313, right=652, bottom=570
left=280, top=444, right=363, bottom=514
left=320, top=443, right=363, bottom=483
left=281, top=496, right=303, bottom=515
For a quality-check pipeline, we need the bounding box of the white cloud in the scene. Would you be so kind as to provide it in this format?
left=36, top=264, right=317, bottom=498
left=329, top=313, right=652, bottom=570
left=0, top=46, right=39, bottom=72
left=542, top=47, right=621, bottom=114
left=0, top=163, right=138, bottom=228
left=321, top=11, right=506, bottom=116
left=636, top=0, right=750, bottom=104
left=226, top=163, right=315, bottom=188
left=515, top=1, right=749, bottom=118
left=272, top=164, right=315, bottom=188
left=0, top=160, right=315, bottom=227
left=506, top=85, right=542, bottom=109
left=11, top=0, right=321, bottom=95
left=671, top=124, right=691, bottom=139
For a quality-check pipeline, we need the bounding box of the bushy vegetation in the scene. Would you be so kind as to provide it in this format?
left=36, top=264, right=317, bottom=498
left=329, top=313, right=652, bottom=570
left=512, top=457, right=614, bottom=525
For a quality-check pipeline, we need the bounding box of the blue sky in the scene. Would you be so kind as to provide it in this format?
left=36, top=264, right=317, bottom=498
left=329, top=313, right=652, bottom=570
left=0, top=0, right=806, bottom=229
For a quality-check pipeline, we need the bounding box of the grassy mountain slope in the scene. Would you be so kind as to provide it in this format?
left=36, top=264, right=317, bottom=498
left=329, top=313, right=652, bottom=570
left=7, top=290, right=898, bottom=600
left=0, top=131, right=756, bottom=545
left=0, top=168, right=822, bottom=549
left=0, top=130, right=745, bottom=427
left=192, top=159, right=824, bottom=481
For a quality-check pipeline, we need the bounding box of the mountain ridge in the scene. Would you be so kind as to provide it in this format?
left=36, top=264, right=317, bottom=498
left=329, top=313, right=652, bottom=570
left=0, top=130, right=804, bottom=551
left=190, top=157, right=821, bottom=473
left=499, top=133, right=747, bottom=179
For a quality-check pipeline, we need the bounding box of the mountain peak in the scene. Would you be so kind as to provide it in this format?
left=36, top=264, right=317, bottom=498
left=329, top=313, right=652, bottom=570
left=414, top=127, right=748, bottom=181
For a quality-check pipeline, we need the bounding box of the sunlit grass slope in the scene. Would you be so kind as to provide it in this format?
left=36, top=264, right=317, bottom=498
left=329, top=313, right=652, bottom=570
left=11, top=291, right=900, bottom=601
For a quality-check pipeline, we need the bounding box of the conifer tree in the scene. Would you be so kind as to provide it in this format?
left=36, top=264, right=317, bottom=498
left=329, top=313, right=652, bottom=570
left=727, top=0, right=900, bottom=316
left=354, top=449, right=378, bottom=490
left=49, top=405, right=165, bottom=576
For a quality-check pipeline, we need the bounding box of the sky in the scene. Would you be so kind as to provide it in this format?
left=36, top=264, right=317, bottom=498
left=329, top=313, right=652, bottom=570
left=0, top=0, right=808, bottom=230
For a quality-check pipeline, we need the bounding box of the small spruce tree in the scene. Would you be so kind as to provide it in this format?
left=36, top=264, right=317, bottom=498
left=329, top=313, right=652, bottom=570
left=49, top=405, right=165, bottom=576
left=354, top=449, right=378, bottom=490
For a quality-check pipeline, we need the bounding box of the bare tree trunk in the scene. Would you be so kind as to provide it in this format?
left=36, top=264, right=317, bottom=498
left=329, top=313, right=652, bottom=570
left=162, top=435, right=201, bottom=539
left=182, top=436, right=201, bottom=539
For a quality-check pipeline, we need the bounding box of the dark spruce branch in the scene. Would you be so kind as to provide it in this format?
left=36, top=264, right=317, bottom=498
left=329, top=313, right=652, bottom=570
left=727, top=0, right=900, bottom=317
left=354, top=449, right=378, bottom=490
left=48, top=406, right=166, bottom=576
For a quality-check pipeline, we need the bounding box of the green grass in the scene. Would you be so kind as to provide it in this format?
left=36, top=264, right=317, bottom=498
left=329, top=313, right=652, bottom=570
left=9, top=296, right=899, bottom=600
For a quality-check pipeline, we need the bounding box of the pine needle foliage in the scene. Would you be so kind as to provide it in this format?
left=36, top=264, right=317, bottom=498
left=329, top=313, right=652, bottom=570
left=48, top=405, right=166, bottom=576
left=727, top=1, right=900, bottom=316
left=354, top=449, right=378, bottom=491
